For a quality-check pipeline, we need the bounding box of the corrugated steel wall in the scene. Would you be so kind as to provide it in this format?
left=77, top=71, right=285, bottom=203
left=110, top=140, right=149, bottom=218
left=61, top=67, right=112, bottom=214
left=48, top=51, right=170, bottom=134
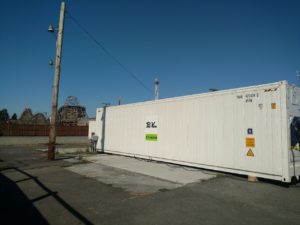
left=93, top=81, right=289, bottom=180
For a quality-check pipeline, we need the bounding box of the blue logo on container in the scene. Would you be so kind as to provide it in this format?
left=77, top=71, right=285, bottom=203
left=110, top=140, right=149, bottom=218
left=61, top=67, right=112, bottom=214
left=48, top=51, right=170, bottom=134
left=247, top=128, right=253, bottom=135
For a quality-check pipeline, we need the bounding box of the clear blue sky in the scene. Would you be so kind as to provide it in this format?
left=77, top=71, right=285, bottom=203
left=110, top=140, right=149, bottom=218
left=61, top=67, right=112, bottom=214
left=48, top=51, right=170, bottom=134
left=1, top=0, right=299, bottom=117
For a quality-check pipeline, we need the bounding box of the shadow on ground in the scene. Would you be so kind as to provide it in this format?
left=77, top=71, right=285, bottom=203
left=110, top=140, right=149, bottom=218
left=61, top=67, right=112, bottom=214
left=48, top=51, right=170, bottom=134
left=0, top=170, right=49, bottom=224
left=0, top=167, right=93, bottom=225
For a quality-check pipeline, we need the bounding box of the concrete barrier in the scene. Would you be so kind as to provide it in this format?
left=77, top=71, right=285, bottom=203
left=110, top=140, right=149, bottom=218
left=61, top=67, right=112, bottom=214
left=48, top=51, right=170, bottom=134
left=0, top=136, right=89, bottom=146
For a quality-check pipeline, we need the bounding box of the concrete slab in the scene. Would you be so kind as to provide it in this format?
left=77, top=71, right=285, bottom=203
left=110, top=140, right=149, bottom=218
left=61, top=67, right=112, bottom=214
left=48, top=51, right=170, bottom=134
left=67, top=163, right=182, bottom=193
left=63, top=158, right=82, bottom=163
left=66, top=154, right=217, bottom=193
left=36, top=147, right=88, bottom=154
left=85, top=154, right=217, bottom=185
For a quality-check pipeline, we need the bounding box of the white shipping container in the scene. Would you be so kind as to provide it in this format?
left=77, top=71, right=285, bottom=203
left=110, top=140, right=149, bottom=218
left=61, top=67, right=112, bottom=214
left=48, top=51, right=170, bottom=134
left=88, top=119, right=97, bottom=139
left=90, top=81, right=300, bottom=183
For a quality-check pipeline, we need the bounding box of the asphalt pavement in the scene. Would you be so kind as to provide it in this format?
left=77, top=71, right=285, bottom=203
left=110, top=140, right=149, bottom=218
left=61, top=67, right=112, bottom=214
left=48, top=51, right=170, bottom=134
left=0, top=146, right=300, bottom=225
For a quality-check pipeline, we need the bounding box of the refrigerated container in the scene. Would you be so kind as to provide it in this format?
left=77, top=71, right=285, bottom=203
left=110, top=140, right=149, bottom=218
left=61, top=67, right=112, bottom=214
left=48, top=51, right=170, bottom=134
left=90, top=81, right=300, bottom=182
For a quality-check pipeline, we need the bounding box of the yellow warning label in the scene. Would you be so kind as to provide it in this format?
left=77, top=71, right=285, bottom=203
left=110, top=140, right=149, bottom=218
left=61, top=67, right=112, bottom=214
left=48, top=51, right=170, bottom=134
left=246, top=138, right=255, bottom=147
left=271, top=103, right=276, bottom=109
left=247, top=148, right=254, bottom=157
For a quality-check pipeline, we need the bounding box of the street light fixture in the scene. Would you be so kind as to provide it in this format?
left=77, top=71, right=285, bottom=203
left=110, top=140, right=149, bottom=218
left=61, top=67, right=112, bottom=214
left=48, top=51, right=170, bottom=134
left=48, top=24, right=55, bottom=33
left=49, top=59, right=54, bottom=66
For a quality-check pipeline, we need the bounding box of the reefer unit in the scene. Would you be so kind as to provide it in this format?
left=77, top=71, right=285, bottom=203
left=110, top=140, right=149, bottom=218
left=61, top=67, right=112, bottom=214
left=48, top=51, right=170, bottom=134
left=90, top=81, right=300, bottom=183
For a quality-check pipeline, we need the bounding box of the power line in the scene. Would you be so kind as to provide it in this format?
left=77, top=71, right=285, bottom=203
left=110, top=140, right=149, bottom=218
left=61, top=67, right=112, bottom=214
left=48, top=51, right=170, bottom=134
left=66, top=11, right=153, bottom=95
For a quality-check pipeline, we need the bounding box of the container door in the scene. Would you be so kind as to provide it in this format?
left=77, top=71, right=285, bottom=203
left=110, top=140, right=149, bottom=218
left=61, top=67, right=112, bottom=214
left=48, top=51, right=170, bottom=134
left=290, top=117, right=300, bottom=151
left=288, top=85, right=300, bottom=181
left=290, top=117, right=300, bottom=161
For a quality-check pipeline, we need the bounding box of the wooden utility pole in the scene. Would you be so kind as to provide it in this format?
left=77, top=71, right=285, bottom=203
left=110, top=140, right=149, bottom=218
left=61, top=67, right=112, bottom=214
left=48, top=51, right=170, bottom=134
left=48, top=1, right=66, bottom=160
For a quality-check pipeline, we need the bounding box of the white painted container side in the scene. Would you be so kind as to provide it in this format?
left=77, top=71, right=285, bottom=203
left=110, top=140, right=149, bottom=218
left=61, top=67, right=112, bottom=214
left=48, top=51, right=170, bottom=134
left=88, top=120, right=96, bottom=139
left=90, top=81, right=300, bottom=182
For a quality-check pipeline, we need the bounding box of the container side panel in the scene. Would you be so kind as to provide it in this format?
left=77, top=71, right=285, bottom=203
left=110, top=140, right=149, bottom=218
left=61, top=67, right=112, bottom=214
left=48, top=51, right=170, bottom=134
left=95, top=109, right=103, bottom=149
left=99, top=82, right=286, bottom=179
left=88, top=121, right=96, bottom=139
